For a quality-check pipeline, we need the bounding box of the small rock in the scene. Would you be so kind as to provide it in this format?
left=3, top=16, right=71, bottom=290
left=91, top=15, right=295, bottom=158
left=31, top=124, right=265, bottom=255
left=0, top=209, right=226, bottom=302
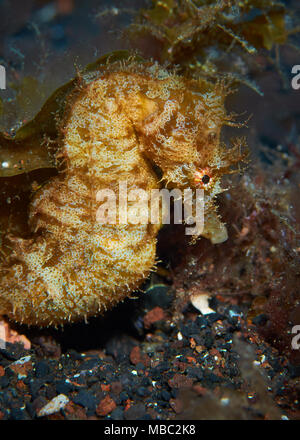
left=110, top=408, right=124, bottom=420
left=96, top=395, right=116, bottom=417
left=168, top=373, right=194, bottom=389
left=143, top=307, right=165, bottom=329
left=110, top=381, right=122, bottom=395
left=137, top=386, right=150, bottom=397
left=124, top=403, right=146, bottom=420
left=35, top=360, right=50, bottom=378
left=9, top=356, right=32, bottom=379
left=73, top=390, right=97, bottom=411
left=190, top=293, right=215, bottom=315
left=37, top=394, right=69, bottom=417
left=129, top=346, right=149, bottom=366
left=55, top=379, right=74, bottom=394
left=0, top=375, right=9, bottom=388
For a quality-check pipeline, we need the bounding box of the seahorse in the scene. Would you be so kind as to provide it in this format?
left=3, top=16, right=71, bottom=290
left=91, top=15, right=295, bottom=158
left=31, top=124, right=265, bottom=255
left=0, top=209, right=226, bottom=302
left=0, top=58, right=245, bottom=326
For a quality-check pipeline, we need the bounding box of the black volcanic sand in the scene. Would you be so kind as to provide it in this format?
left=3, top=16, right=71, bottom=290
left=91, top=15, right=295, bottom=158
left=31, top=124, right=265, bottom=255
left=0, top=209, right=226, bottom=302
left=0, top=283, right=299, bottom=420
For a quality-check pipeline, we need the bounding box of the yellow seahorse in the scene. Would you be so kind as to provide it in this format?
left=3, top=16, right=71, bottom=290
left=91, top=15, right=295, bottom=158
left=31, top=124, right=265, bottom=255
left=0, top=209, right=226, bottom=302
left=0, top=56, right=245, bottom=326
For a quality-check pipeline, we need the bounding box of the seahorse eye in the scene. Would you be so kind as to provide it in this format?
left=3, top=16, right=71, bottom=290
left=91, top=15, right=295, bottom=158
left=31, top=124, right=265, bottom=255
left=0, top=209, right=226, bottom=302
left=202, top=174, right=210, bottom=184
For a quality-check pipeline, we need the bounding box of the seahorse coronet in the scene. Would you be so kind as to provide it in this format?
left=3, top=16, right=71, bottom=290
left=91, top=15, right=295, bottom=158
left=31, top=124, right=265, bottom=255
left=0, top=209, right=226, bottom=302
left=0, top=58, right=245, bottom=326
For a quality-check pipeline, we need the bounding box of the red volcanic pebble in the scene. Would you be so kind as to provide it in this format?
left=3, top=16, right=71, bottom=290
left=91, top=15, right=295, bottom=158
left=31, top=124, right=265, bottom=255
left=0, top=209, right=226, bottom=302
left=143, top=307, right=165, bottom=329
left=168, top=373, right=194, bottom=389
left=16, top=380, right=27, bottom=391
left=9, top=359, right=33, bottom=378
left=129, top=346, right=150, bottom=367
left=64, top=402, right=87, bottom=420
left=100, top=384, right=110, bottom=392
left=96, top=395, right=117, bottom=417
left=130, top=346, right=142, bottom=365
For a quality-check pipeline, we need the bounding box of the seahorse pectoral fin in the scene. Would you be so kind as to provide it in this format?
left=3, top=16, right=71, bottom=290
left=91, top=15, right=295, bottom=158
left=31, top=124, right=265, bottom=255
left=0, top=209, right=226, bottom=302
left=201, top=211, right=228, bottom=244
